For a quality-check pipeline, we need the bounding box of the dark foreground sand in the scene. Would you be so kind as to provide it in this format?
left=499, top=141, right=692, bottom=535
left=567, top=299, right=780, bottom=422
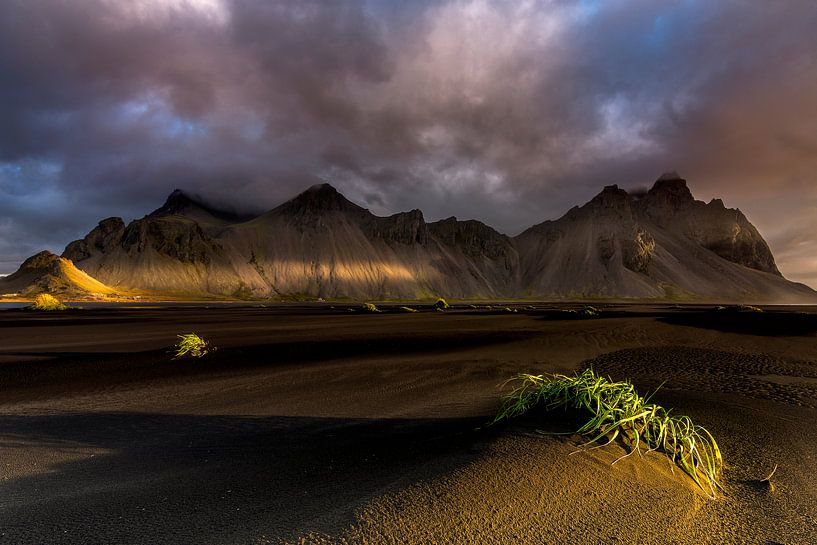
left=1, top=304, right=816, bottom=544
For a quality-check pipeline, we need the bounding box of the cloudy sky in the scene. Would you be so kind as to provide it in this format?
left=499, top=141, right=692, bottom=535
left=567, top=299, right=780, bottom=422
left=1, top=0, right=816, bottom=286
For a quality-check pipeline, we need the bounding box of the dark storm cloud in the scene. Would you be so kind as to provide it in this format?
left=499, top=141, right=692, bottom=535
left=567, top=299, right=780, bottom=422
left=1, top=0, right=816, bottom=286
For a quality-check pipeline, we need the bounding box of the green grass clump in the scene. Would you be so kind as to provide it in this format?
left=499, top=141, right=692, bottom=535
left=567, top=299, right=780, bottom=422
left=27, top=293, right=68, bottom=311
left=580, top=305, right=600, bottom=316
left=361, top=303, right=381, bottom=313
left=174, top=333, right=212, bottom=358
left=399, top=306, right=418, bottom=313
left=494, top=369, right=723, bottom=496
left=434, top=298, right=449, bottom=310
left=716, top=305, right=763, bottom=313
left=560, top=305, right=600, bottom=318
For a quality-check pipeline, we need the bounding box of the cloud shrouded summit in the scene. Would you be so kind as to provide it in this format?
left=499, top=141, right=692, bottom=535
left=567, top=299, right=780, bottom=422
left=1, top=0, right=816, bottom=286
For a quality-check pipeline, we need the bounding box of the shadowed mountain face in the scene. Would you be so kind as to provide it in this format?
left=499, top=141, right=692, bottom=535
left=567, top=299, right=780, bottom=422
left=27, top=173, right=815, bottom=302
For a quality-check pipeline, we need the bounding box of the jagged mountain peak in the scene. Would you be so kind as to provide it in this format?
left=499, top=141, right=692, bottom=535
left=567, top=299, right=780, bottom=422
left=646, top=172, right=694, bottom=206
left=149, top=188, right=252, bottom=223
left=274, top=182, right=367, bottom=216
left=588, top=184, right=632, bottom=207
left=150, top=189, right=201, bottom=216
left=555, top=184, right=635, bottom=223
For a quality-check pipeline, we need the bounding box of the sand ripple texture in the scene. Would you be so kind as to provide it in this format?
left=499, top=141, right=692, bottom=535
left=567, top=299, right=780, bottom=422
left=588, top=346, right=817, bottom=408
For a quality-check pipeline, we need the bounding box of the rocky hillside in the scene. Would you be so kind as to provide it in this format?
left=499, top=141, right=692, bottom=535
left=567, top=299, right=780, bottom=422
left=24, top=172, right=814, bottom=302
left=61, top=184, right=519, bottom=299
left=516, top=173, right=805, bottom=300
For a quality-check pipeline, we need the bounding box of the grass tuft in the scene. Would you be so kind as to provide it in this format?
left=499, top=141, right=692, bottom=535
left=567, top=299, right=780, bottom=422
left=579, top=305, right=600, bottom=317
left=361, top=303, right=381, bottom=313
left=434, top=298, right=449, bottom=310
left=174, top=333, right=212, bottom=358
left=27, top=293, right=68, bottom=311
left=716, top=305, right=763, bottom=313
left=494, top=369, right=723, bottom=496
left=560, top=305, right=600, bottom=318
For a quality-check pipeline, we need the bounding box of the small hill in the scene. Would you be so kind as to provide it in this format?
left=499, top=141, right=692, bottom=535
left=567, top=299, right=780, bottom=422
left=0, top=251, right=119, bottom=298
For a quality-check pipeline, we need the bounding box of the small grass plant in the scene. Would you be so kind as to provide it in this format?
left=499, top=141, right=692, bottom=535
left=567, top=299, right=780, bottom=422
left=361, top=303, right=381, bottom=313
left=582, top=305, right=600, bottom=316
left=494, top=369, right=723, bottom=496
left=715, top=305, right=763, bottom=313
left=559, top=305, right=600, bottom=318
left=174, top=333, right=212, bottom=359
left=27, top=293, right=68, bottom=311
left=434, top=298, right=449, bottom=311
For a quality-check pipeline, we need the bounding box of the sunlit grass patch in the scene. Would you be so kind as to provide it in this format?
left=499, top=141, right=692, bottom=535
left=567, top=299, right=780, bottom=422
left=579, top=305, right=600, bottom=317
left=361, top=303, right=381, bottom=313
left=174, top=333, right=212, bottom=358
left=27, top=293, right=68, bottom=311
left=494, top=369, right=723, bottom=496
left=399, top=306, right=418, bottom=313
left=434, top=298, right=449, bottom=310
left=715, top=305, right=763, bottom=313
left=559, top=305, right=600, bottom=318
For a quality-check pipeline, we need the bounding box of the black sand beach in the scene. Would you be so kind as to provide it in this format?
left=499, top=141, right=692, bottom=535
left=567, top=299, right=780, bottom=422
left=1, top=304, right=816, bottom=544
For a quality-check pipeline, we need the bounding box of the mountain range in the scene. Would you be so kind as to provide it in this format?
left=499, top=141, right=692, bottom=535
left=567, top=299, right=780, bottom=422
left=2, top=172, right=815, bottom=302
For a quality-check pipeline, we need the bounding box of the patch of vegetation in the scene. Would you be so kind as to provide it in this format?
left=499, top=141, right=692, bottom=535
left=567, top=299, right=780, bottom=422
left=399, top=306, right=418, bottom=313
left=434, top=298, right=449, bottom=310
left=559, top=305, right=600, bottom=318
left=494, top=369, right=723, bottom=496
left=580, top=305, right=600, bottom=316
left=27, top=293, right=68, bottom=311
left=174, top=333, right=212, bottom=358
left=361, top=302, right=381, bottom=313
left=715, top=305, right=764, bottom=313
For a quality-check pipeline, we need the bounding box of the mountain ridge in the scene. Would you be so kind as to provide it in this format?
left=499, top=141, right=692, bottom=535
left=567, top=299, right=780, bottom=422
left=3, top=173, right=814, bottom=302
